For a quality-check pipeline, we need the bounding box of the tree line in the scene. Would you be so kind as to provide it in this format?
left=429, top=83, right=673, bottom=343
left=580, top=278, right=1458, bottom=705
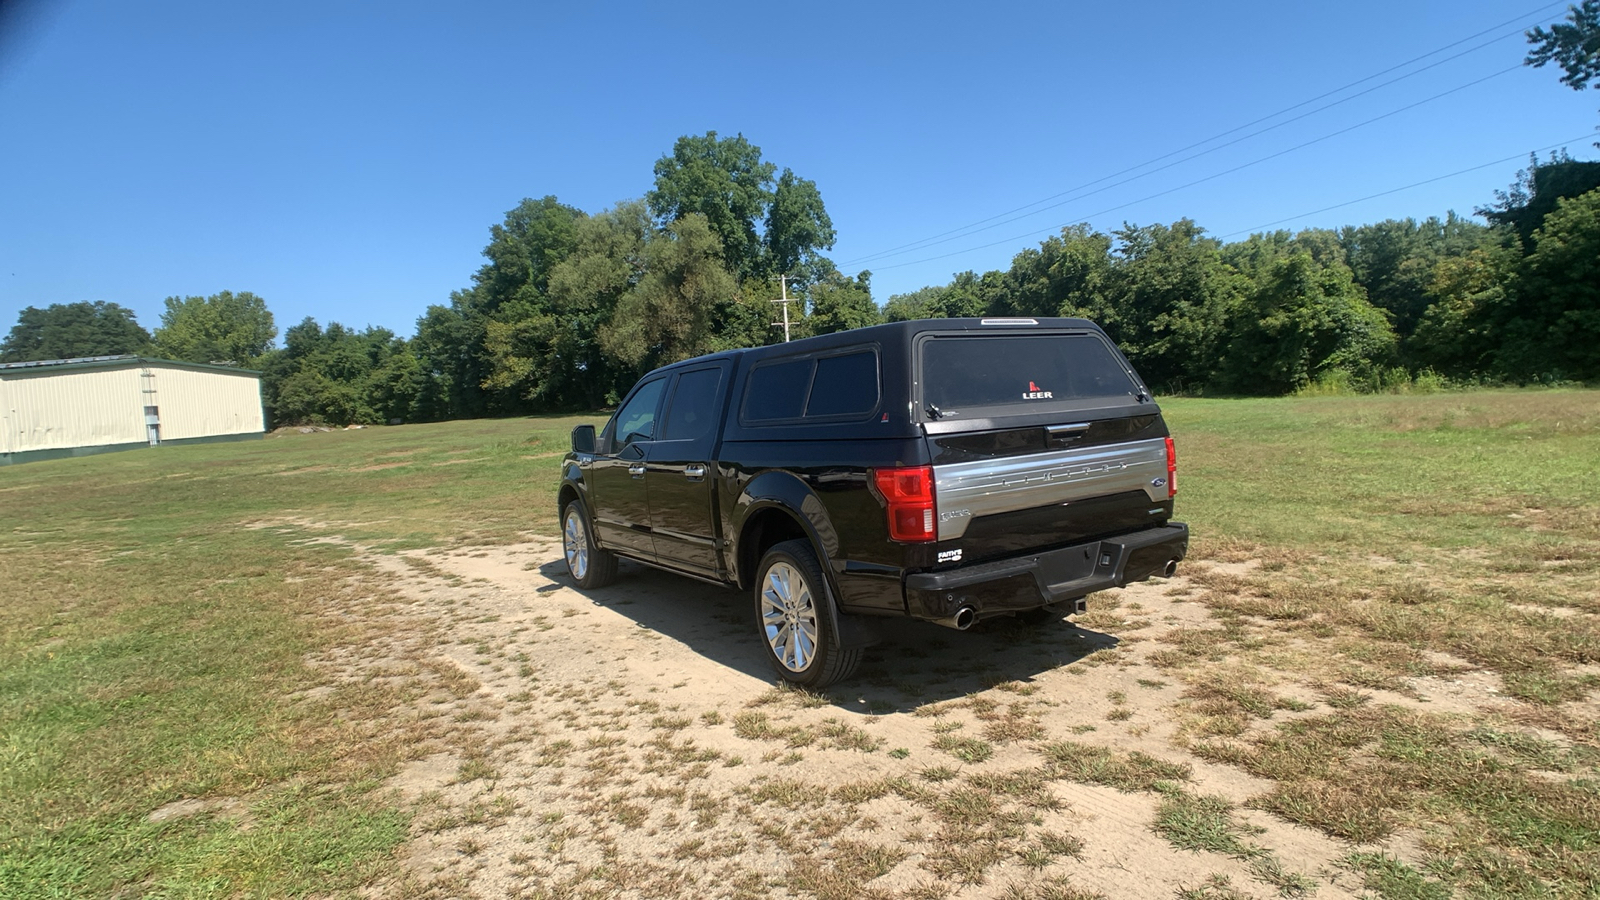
left=4, top=147, right=1596, bottom=424
left=881, top=153, right=1599, bottom=395
left=1, top=131, right=863, bottom=425
left=4, top=6, right=1598, bottom=423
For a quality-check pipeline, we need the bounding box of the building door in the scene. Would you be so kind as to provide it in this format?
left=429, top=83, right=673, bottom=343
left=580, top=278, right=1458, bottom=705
left=141, top=368, right=162, bottom=448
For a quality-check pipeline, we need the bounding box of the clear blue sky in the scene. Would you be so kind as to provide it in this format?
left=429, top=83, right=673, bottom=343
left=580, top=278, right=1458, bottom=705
left=2, top=0, right=1596, bottom=341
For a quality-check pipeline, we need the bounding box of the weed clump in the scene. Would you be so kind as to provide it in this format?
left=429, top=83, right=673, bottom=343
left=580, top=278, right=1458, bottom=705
left=1038, top=741, right=1191, bottom=791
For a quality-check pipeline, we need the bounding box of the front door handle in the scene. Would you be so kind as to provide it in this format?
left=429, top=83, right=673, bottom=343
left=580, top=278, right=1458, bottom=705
left=684, top=464, right=707, bottom=479
left=628, top=464, right=647, bottom=478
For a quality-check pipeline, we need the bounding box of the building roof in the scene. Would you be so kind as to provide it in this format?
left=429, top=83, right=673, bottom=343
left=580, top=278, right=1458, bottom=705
left=0, top=355, right=263, bottom=377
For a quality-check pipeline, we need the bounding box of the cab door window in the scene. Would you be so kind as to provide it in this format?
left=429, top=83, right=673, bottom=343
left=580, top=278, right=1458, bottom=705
left=609, top=377, right=666, bottom=451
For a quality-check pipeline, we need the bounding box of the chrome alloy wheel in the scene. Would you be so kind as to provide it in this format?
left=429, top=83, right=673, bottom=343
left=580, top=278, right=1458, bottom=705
left=563, top=506, right=589, bottom=580
left=760, top=561, right=819, bottom=672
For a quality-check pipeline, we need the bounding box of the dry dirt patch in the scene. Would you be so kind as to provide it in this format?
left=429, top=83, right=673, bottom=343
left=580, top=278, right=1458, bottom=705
left=278, top=525, right=1597, bottom=898
left=266, top=530, right=1498, bottom=900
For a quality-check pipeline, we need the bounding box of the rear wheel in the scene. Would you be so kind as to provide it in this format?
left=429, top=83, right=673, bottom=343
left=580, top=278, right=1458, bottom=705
left=754, top=539, right=861, bottom=688
left=562, top=499, right=617, bottom=589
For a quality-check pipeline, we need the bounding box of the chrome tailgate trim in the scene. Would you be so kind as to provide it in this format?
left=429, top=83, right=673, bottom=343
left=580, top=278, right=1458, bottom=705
left=932, top=437, right=1168, bottom=540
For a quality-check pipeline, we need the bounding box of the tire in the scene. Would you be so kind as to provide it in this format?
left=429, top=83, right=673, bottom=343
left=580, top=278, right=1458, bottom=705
left=754, top=539, right=862, bottom=688
left=562, top=499, right=617, bottom=589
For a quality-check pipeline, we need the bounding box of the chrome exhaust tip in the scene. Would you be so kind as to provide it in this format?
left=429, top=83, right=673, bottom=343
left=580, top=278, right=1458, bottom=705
left=936, top=607, right=978, bottom=631
left=1163, top=559, right=1179, bottom=577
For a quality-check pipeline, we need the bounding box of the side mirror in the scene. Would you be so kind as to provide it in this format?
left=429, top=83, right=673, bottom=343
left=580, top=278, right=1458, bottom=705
left=570, top=424, right=596, bottom=453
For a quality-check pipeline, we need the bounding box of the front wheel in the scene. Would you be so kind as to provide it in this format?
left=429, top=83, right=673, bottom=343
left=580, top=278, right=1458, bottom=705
left=562, top=499, right=617, bottom=589
left=754, top=539, right=861, bottom=688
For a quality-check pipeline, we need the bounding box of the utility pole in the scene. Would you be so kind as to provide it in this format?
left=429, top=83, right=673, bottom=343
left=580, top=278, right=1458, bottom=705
left=772, top=274, right=796, bottom=342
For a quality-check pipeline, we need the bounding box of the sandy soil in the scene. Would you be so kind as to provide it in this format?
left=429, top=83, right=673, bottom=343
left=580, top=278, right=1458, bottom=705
left=287, top=535, right=1489, bottom=900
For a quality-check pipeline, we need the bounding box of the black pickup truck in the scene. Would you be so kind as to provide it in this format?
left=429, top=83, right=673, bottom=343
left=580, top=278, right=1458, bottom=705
left=558, top=318, right=1187, bottom=687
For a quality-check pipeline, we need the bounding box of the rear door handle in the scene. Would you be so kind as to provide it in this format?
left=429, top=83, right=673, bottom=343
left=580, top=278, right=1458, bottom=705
left=684, top=464, right=707, bottom=479
left=1047, top=422, right=1091, bottom=447
left=628, top=464, right=647, bottom=478
left=1047, top=423, right=1090, bottom=436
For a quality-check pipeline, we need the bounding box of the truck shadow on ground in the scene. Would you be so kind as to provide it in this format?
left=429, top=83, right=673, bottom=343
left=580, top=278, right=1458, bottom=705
left=539, top=559, right=1120, bottom=714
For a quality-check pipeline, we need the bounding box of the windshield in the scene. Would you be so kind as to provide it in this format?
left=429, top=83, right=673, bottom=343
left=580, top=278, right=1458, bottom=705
left=919, top=333, right=1141, bottom=417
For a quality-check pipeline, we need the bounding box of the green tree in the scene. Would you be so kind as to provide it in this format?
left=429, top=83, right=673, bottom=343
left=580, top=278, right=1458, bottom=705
left=881, top=225, right=1113, bottom=327
left=601, top=213, right=738, bottom=369
left=1337, top=214, right=1489, bottom=340
left=1217, top=250, right=1396, bottom=394
left=411, top=301, right=484, bottom=419
left=1102, top=220, right=1239, bottom=391
left=935, top=270, right=995, bottom=318
left=648, top=132, right=776, bottom=279
left=647, top=132, right=837, bottom=283
left=807, top=268, right=879, bottom=335
left=994, top=224, right=1114, bottom=318
left=485, top=201, right=650, bottom=409
left=1528, top=2, right=1600, bottom=117
left=1479, top=152, right=1600, bottom=246
left=152, top=290, right=276, bottom=365
left=416, top=196, right=587, bottom=418
left=474, top=196, right=585, bottom=315
left=882, top=286, right=946, bottom=322
left=0, top=301, right=152, bottom=362
left=708, top=277, right=803, bottom=350
left=1492, top=188, right=1600, bottom=380
left=260, top=319, right=424, bottom=426
left=1410, top=247, right=1509, bottom=375
left=764, top=169, right=837, bottom=282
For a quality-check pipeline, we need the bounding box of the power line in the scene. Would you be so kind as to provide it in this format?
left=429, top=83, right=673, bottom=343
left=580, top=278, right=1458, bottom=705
left=1217, top=133, right=1598, bottom=239
left=849, top=49, right=1526, bottom=266
left=846, top=3, right=1563, bottom=266
left=869, top=64, right=1527, bottom=272
left=842, top=1, right=1568, bottom=268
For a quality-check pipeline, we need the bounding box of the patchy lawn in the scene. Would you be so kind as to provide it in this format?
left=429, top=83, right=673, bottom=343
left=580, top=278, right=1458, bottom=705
left=2, top=389, right=1596, bottom=898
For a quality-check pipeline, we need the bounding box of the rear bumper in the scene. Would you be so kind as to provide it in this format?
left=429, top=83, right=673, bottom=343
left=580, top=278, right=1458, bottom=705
left=903, top=523, right=1189, bottom=622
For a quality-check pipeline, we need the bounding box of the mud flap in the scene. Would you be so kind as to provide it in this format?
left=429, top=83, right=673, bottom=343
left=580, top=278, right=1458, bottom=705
left=834, top=612, right=882, bottom=650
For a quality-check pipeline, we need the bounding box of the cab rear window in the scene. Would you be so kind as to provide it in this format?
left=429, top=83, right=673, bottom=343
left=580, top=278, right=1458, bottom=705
left=920, top=334, right=1138, bottom=415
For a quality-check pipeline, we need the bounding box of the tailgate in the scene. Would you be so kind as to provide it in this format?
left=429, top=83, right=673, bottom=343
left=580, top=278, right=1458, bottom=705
left=930, top=429, right=1173, bottom=564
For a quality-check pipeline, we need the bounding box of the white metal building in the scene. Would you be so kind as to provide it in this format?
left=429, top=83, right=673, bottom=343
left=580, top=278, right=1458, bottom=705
left=0, top=355, right=265, bottom=465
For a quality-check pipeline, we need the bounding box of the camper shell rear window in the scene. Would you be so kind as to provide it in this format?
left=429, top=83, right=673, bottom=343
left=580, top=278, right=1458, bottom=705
left=918, top=333, right=1140, bottom=418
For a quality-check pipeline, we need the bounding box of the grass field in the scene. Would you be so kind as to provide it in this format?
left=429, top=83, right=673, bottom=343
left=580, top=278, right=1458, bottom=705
left=1, top=390, right=1596, bottom=898
left=0, top=417, right=602, bottom=897
left=1162, top=391, right=1600, bottom=897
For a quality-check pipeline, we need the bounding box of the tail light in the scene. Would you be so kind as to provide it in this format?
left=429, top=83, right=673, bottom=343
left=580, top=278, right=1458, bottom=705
left=872, top=466, right=937, bottom=543
left=1165, top=436, right=1177, bottom=498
